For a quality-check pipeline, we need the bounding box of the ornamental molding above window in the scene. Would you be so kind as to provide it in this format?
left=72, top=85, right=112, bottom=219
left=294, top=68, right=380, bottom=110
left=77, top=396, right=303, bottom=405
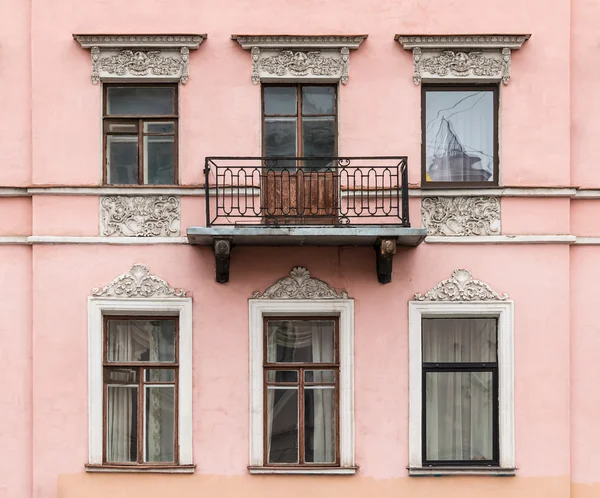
left=413, top=269, right=509, bottom=301
left=73, top=34, right=206, bottom=84
left=232, top=35, right=367, bottom=84
left=92, top=263, right=188, bottom=298
left=252, top=267, right=349, bottom=299
left=395, top=34, right=530, bottom=85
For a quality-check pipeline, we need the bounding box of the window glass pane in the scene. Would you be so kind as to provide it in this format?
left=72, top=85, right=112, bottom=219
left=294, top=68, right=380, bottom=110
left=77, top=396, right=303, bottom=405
left=264, top=87, right=297, bottom=115
left=143, top=121, right=175, bottom=133
left=104, top=121, right=138, bottom=133
left=302, top=117, right=336, bottom=170
left=145, top=369, right=176, bottom=383
left=425, top=371, right=494, bottom=461
left=302, top=86, right=335, bottom=115
left=422, top=318, right=497, bottom=363
left=266, top=387, right=299, bottom=464
left=107, top=319, right=176, bottom=363
left=266, top=320, right=335, bottom=363
left=106, top=86, right=175, bottom=116
left=106, top=368, right=138, bottom=384
left=266, top=370, right=298, bottom=383
left=264, top=118, right=297, bottom=157
left=305, top=370, right=336, bottom=383
left=106, top=135, right=138, bottom=185
left=304, top=387, right=336, bottom=463
left=425, top=90, right=494, bottom=182
left=106, top=385, right=138, bottom=463
left=143, top=136, right=175, bottom=184
left=145, top=386, right=175, bottom=463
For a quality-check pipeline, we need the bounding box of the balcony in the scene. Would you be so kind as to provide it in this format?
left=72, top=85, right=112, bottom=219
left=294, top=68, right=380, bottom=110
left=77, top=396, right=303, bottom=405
left=187, top=156, right=427, bottom=283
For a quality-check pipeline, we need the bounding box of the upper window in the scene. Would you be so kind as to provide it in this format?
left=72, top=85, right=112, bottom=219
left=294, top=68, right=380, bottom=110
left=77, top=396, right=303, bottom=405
left=103, top=317, right=178, bottom=465
left=264, top=317, right=339, bottom=466
left=103, top=84, right=178, bottom=185
left=422, top=85, right=498, bottom=188
left=262, top=84, right=337, bottom=169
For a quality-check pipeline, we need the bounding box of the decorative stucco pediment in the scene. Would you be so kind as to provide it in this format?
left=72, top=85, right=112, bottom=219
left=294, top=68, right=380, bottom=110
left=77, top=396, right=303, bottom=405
left=252, top=267, right=349, bottom=299
left=395, top=34, right=530, bottom=85
left=232, top=35, right=367, bottom=84
left=92, top=264, right=187, bottom=298
left=413, top=269, right=508, bottom=301
left=73, top=34, right=206, bottom=84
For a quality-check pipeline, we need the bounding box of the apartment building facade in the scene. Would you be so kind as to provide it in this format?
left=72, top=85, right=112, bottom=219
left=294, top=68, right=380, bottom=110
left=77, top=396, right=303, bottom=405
left=1, top=1, right=598, bottom=498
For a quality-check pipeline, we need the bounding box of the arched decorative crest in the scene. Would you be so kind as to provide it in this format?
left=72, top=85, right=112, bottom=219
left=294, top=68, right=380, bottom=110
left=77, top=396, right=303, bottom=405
left=92, top=264, right=187, bottom=298
left=413, top=269, right=508, bottom=301
left=252, top=267, right=348, bottom=299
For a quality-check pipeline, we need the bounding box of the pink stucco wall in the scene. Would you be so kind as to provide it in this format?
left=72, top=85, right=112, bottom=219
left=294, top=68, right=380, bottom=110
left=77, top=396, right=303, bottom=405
left=1, top=0, right=599, bottom=498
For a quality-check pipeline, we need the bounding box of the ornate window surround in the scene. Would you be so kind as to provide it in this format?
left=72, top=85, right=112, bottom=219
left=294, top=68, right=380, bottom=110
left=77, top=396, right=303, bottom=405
left=395, top=34, right=530, bottom=85
left=408, top=269, right=515, bottom=476
left=87, top=264, right=193, bottom=473
left=248, top=267, right=355, bottom=474
left=232, top=35, right=368, bottom=85
left=73, top=34, right=207, bottom=84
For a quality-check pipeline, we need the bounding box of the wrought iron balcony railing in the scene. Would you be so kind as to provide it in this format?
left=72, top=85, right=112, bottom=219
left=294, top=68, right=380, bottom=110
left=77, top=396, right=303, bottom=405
left=203, top=156, right=411, bottom=227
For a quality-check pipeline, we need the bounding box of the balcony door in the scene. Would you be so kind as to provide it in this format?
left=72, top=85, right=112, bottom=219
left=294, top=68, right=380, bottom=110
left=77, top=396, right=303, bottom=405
left=262, top=85, right=338, bottom=224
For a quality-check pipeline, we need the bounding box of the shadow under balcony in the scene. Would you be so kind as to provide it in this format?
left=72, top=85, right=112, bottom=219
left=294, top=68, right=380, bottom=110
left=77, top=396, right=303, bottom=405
left=187, top=156, right=427, bottom=284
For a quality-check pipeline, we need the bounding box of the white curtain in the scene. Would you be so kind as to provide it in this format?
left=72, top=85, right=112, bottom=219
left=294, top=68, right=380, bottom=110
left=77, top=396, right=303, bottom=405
left=265, top=321, right=335, bottom=464
left=424, top=319, right=495, bottom=461
left=106, top=321, right=171, bottom=463
left=310, top=324, right=335, bottom=463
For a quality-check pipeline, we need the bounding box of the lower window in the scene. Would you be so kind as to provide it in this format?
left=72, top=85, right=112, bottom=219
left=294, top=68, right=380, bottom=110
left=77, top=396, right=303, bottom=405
left=103, top=316, right=178, bottom=465
left=264, top=317, right=339, bottom=466
left=422, top=318, right=498, bottom=465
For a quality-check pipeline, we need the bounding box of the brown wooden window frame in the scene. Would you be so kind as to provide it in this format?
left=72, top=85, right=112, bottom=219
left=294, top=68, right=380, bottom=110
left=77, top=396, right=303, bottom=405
left=261, top=83, right=339, bottom=159
left=263, top=316, right=340, bottom=468
left=102, top=83, right=179, bottom=185
left=102, top=315, right=179, bottom=467
left=421, top=84, right=499, bottom=189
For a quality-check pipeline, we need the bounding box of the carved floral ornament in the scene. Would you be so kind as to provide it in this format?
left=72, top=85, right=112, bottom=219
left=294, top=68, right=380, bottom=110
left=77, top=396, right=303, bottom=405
left=73, top=34, right=206, bottom=84
left=232, top=35, right=367, bottom=85
left=395, top=34, right=530, bottom=85
left=92, top=264, right=187, bottom=298
left=413, top=269, right=508, bottom=302
left=252, top=267, right=349, bottom=300
left=421, top=196, right=501, bottom=236
left=100, top=195, right=180, bottom=237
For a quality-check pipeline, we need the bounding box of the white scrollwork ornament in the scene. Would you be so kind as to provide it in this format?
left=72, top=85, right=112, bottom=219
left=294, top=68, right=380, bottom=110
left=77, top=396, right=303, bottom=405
left=252, top=267, right=349, bottom=299
left=421, top=197, right=501, bottom=236
left=413, top=269, right=508, bottom=301
left=92, top=264, right=187, bottom=298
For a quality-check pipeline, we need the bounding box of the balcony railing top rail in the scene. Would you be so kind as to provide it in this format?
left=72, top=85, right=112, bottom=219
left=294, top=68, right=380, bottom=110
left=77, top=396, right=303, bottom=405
left=204, top=156, right=410, bottom=227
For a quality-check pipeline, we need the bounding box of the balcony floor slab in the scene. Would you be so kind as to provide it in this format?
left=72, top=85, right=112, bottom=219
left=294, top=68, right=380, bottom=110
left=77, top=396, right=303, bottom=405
left=186, top=225, right=427, bottom=247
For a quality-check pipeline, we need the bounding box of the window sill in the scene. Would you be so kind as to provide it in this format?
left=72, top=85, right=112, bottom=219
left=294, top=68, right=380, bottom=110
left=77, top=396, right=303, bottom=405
left=85, top=464, right=196, bottom=474
left=408, top=466, right=516, bottom=477
left=248, top=466, right=358, bottom=475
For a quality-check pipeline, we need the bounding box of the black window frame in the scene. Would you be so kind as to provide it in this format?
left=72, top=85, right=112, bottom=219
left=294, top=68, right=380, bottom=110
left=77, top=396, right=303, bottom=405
left=421, top=317, right=500, bottom=467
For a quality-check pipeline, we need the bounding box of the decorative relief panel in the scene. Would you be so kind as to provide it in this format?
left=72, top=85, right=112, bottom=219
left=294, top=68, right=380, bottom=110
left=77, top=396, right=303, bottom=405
left=232, top=35, right=366, bottom=85
left=252, top=267, right=349, bottom=299
left=100, top=195, right=180, bottom=237
left=395, top=34, right=529, bottom=85
left=92, top=263, right=187, bottom=298
left=413, top=269, right=509, bottom=301
left=74, top=34, right=206, bottom=84
left=421, top=196, right=501, bottom=236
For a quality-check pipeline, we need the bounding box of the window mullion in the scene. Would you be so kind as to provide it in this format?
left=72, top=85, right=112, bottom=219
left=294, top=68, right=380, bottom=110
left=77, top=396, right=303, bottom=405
left=297, top=85, right=302, bottom=159
left=138, top=366, right=144, bottom=463
left=138, top=119, right=143, bottom=184
left=299, top=366, right=304, bottom=464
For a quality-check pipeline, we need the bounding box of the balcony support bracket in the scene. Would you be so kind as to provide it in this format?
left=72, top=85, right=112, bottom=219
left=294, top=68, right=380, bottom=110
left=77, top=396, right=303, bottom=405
left=375, top=237, right=397, bottom=284
left=214, top=237, right=232, bottom=283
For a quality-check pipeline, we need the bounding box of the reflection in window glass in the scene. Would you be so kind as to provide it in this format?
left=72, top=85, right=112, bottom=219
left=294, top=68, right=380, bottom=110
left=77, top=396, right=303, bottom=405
left=424, top=89, right=495, bottom=183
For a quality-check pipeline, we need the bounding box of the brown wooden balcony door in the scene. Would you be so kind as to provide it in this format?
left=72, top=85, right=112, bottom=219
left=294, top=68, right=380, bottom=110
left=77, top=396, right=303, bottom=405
left=262, top=85, right=338, bottom=225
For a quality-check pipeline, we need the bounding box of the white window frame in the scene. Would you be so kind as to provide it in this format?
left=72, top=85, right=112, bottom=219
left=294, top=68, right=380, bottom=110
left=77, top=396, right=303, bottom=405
left=87, top=297, right=193, bottom=472
left=408, top=300, right=515, bottom=476
left=248, top=299, right=355, bottom=474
